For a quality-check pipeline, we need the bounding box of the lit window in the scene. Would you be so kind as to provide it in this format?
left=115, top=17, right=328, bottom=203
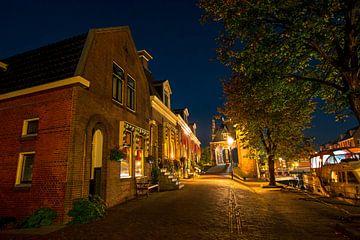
left=126, top=75, right=136, bottom=111
left=120, top=132, right=132, bottom=178
left=16, top=153, right=35, bottom=185
left=135, top=136, right=144, bottom=177
left=112, top=63, right=124, bottom=103
left=22, top=118, right=39, bottom=136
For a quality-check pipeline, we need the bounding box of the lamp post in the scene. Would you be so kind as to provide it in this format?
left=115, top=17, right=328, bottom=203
left=227, top=136, right=234, bottom=179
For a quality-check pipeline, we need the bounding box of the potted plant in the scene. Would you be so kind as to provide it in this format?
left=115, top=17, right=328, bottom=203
left=110, top=146, right=127, bottom=162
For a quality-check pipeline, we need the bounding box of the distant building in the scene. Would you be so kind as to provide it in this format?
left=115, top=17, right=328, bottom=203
left=320, top=126, right=360, bottom=151
left=209, top=118, right=257, bottom=178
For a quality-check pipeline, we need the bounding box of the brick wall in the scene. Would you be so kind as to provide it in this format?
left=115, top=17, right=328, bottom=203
left=0, top=87, right=74, bottom=221
left=63, top=28, right=151, bottom=214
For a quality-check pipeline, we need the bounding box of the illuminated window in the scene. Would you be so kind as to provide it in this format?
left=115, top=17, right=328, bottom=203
left=134, top=149, right=143, bottom=177
left=112, top=63, right=124, bottom=103
left=126, top=75, right=136, bottom=111
left=22, top=118, right=39, bottom=136
left=120, top=132, right=132, bottom=178
left=16, top=153, right=35, bottom=185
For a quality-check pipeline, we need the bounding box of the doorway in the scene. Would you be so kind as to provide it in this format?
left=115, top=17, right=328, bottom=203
left=89, top=129, right=103, bottom=196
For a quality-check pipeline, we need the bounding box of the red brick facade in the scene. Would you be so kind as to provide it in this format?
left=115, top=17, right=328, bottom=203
left=0, top=27, right=151, bottom=222
left=0, top=87, right=74, bottom=220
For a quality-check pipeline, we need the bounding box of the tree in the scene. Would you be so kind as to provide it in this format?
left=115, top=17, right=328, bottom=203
left=199, top=147, right=211, bottom=166
left=222, top=68, right=315, bottom=185
left=200, top=0, right=360, bottom=122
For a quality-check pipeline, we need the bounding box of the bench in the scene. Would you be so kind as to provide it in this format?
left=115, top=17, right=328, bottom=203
left=136, top=176, right=159, bottom=197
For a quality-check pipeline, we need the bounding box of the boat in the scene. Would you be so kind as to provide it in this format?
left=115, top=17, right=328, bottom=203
left=304, top=147, right=360, bottom=199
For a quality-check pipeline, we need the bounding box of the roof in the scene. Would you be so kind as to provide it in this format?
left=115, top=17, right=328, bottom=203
left=211, top=119, right=235, bottom=142
left=0, top=33, right=88, bottom=94
left=143, top=68, right=161, bottom=99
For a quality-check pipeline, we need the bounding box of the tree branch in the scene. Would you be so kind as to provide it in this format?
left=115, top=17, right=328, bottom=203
left=289, top=74, right=347, bottom=92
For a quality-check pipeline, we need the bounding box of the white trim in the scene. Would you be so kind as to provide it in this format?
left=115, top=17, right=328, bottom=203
left=0, top=76, right=90, bottom=101
left=150, top=96, right=177, bottom=125
left=22, top=118, right=39, bottom=136
left=0, top=61, right=8, bottom=71
left=15, top=152, right=35, bottom=185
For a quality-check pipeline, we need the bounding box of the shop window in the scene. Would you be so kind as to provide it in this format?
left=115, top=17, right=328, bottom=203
left=16, top=152, right=35, bottom=185
left=120, top=132, right=132, bottom=178
left=112, top=63, right=124, bottom=104
left=22, top=118, right=39, bottom=136
left=134, top=136, right=144, bottom=177
left=126, top=75, right=136, bottom=111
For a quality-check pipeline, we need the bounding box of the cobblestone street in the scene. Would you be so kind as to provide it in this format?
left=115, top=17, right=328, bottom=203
left=2, top=174, right=360, bottom=240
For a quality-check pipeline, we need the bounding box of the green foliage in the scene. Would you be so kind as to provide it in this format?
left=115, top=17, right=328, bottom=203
left=199, top=0, right=360, bottom=122
left=151, top=167, right=160, bottom=184
left=110, top=146, right=126, bottom=161
left=145, top=155, right=156, bottom=164
left=68, top=195, right=106, bottom=224
left=199, top=147, right=211, bottom=166
left=21, top=208, right=57, bottom=228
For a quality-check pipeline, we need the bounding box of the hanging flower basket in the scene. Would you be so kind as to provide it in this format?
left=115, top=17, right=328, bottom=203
left=110, top=146, right=127, bottom=162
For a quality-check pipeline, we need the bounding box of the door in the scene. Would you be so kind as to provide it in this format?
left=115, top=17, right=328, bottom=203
left=90, top=129, right=103, bottom=196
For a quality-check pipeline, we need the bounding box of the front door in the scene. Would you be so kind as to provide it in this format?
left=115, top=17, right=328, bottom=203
left=90, top=129, right=103, bottom=196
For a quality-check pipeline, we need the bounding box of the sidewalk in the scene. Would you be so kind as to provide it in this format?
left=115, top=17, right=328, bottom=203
left=232, top=173, right=360, bottom=240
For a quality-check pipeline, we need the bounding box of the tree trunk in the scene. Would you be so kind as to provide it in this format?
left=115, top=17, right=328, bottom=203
left=268, top=154, right=276, bottom=186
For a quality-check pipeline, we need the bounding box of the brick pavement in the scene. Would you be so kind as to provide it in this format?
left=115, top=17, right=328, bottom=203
left=1, top=174, right=360, bottom=240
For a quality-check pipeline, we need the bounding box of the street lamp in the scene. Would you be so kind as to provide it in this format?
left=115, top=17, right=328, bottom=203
left=227, top=136, right=234, bottom=179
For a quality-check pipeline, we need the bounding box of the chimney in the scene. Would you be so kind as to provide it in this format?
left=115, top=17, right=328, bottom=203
left=137, top=50, right=153, bottom=71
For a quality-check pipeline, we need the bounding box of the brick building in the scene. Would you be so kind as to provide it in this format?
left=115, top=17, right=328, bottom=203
left=320, top=126, right=360, bottom=151
left=210, top=118, right=257, bottom=178
left=144, top=60, right=201, bottom=179
left=0, top=27, right=152, bottom=222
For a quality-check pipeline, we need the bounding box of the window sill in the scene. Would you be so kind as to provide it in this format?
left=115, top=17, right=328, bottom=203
left=20, top=134, right=38, bottom=141
left=13, top=184, right=31, bottom=191
left=119, top=176, right=132, bottom=180
left=112, top=99, right=123, bottom=106
left=126, top=107, right=136, bottom=113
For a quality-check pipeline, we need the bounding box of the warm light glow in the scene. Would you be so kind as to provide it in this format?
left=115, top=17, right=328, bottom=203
left=227, top=136, right=234, bottom=145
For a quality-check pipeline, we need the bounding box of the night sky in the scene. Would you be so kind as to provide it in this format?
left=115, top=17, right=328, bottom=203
left=0, top=0, right=358, bottom=147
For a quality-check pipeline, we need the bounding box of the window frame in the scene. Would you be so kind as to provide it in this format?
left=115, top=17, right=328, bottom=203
left=120, top=131, right=132, bottom=179
left=16, top=152, right=35, bottom=186
left=126, top=74, right=136, bottom=112
left=112, top=62, right=125, bottom=104
left=22, top=118, right=39, bottom=137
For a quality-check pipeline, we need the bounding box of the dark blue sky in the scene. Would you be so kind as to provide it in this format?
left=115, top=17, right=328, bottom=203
left=0, top=0, right=358, bottom=147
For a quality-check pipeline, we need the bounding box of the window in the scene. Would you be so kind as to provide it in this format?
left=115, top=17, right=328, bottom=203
left=126, top=75, right=136, bottom=111
left=112, top=63, right=124, bottom=103
left=22, top=118, right=39, bottom=136
left=120, top=132, right=132, bottom=178
left=16, top=153, right=35, bottom=185
left=347, top=171, right=359, bottom=184
left=134, top=137, right=144, bottom=177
